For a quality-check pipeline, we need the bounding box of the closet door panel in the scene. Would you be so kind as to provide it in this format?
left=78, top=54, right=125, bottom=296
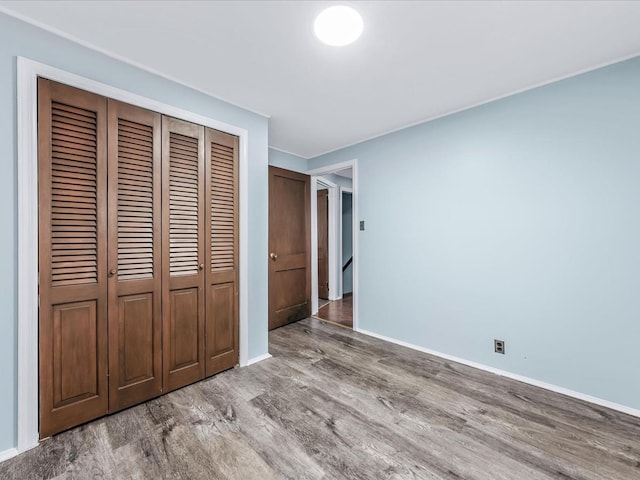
left=204, top=128, right=239, bottom=376
left=169, top=288, right=200, bottom=368
left=205, top=282, right=235, bottom=374
left=107, top=100, right=162, bottom=412
left=52, top=301, right=99, bottom=406
left=39, top=78, right=108, bottom=438
left=162, top=117, right=205, bottom=392
left=116, top=293, right=154, bottom=384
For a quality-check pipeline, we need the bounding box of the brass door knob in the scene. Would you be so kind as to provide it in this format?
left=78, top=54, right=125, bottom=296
left=199, top=263, right=204, bottom=271
left=269, top=252, right=278, bottom=261
left=109, top=269, right=117, bottom=276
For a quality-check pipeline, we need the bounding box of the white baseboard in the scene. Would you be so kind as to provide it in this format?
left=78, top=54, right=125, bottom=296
left=0, top=447, right=18, bottom=463
left=246, top=353, right=272, bottom=366
left=356, top=328, right=640, bottom=419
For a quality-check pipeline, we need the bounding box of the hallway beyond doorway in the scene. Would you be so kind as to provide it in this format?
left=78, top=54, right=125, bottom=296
left=315, top=294, right=353, bottom=328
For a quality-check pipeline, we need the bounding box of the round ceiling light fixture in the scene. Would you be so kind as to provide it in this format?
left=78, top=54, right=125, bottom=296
left=314, top=5, right=363, bottom=47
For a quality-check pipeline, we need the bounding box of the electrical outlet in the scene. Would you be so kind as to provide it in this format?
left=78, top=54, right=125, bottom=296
left=360, top=220, right=365, bottom=231
left=494, top=339, right=505, bottom=354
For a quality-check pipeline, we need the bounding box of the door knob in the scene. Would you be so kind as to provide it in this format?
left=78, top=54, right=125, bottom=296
left=109, top=269, right=117, bottom=277
left=199, top=263, right=204, bottom=271
left=269, top=252, right=278, bottom=261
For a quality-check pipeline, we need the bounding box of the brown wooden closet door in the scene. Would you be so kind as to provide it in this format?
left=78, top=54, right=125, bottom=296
left=317, top=189, right=329, bottom=299
left=268, top=166, right=311, bottom=330
left=162, top=117, right=206, bottom=392
left=204, top=128, right=239, bottom=376
left=107, top=100, right=162, bottom=411
left=38, top=78, right=108, bottom=438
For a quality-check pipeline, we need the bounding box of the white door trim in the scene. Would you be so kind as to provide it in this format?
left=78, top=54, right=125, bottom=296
left=17, top=57, right=251, bottom=454
left=307, top=160, right=358, bottom=329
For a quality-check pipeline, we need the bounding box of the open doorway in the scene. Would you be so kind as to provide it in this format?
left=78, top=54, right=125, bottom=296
left=317, top=185, right=353, bottom=328
left=317, top=182, right=330, bottom=307
left=309, top=163, right=356, bottom=329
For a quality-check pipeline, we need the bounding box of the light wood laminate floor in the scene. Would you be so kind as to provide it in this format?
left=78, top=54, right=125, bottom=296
left=2, top=318, right=639, bottom=479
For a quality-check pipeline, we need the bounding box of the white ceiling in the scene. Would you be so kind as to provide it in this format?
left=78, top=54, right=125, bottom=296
left=3, top=1, right=640, bottom=158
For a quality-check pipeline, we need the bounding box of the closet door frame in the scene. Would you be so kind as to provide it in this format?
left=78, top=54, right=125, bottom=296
left=17, top=58, right=252, bottom=453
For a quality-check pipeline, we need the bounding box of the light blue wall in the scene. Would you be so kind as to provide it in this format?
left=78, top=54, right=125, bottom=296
left=308, top=57, right=640, bottom=411
left=268, top=148, right=308, bottom=172
left=342, top=192, right=353, bottom=294
left=0, top=12, right=269, bottom=452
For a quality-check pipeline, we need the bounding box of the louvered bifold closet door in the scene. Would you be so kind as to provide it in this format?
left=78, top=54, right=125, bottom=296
left=162, top=117, right=206, bottom=392
left=204, top=128, right=239, bottom=376
left=38, top=79, right=108, bottom=438
left=107, top=100, right=162, bottom=411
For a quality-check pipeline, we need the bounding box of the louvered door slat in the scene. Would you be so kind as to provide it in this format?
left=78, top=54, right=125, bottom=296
left=118, top=130, right=152, bottom=144
left=52, top=111, right=97, bottom=126
left=116, top=150, right=156, bottom=165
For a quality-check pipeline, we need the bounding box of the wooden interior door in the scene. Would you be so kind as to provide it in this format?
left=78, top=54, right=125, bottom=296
left=107, top=100, right=162, bottom=411
left=162, top=116, right=206, bottom=392
left=204, top=128, right=239, bottom=376
left=317, top=189, right=329, bottom=299
left=268, top=166, right=311, bottom=330
left=38, top=78, right=109, bottom=438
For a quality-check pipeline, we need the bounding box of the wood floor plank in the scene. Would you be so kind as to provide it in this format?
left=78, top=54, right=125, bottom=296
left=2, top=317, right=639, bottom=479
left=269, top=338, right=557, bottom=480
left=199, top=376, right=327, bottom=480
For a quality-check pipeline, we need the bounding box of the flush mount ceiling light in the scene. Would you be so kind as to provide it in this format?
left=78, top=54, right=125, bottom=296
left=314, top=5, right=364, bottom=47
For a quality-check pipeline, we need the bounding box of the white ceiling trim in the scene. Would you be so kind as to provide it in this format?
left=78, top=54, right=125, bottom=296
left=267, top=145, right=309, bottom=160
